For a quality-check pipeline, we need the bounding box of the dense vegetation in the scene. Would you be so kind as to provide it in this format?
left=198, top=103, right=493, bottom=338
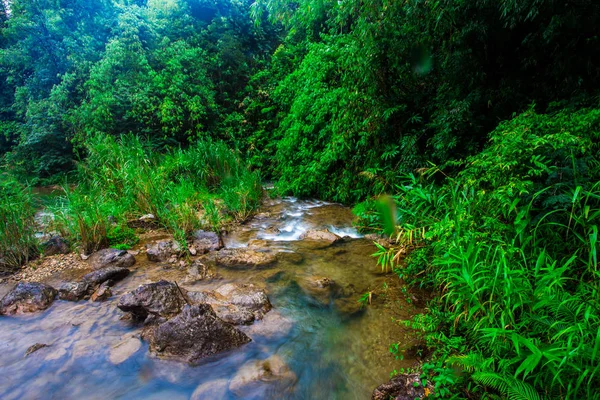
left=1, top=0, right=600, bottom=398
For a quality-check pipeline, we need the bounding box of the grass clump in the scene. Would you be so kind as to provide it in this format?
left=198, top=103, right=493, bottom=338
left=0, top=175, right=39, bottom=273
left=53, top=134, right=262, bottom=253
left=370, top=108, right=600, bottom=399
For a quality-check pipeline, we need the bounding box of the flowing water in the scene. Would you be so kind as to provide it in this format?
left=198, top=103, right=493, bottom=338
left=0, top=198, right=422, bottom=400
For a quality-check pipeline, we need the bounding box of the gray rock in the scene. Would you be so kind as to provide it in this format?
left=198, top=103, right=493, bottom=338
left=146, top=240, right=181, bottom=262
left=88, top=248, right=135, bottom=270
left=191, top=230, right=223, bottom=254
left=58, top=281, right=91, bottom=301
left=149, top=304, right=251, bottom=364
left=41, top=235, right=69, bottom=256
left=0, top=282, right=57, bottom=315
left=187, top=283, right=271, bottom=325
left=372, top=374, right=425, bottom=400
left=90, top=281, right=112, bottom=302
left=118, top=280, right=187, bottom=321
left=82, top=267, right=130, bottom=286
left=215, top=249, right=277, bottom=269
left=184, top=261, right=216, bottom=283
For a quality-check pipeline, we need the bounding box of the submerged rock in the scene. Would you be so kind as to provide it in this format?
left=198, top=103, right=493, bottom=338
left=83, top=267, right=130, bottom=286
left=146, top=240, right=181, bottom=262
left=58, top=281, right=91, bottom=302
left=25, top=343, right=49, bottom=356
left=118, top=280, right=187, bottom=321
left=299, top=229, right=342, bottom=245
left=215, top=249, right=277, bottom=269
left=0, top=282, right=57, bottom=315
left=372, top=374, right=425, bottom=400
left=41, top=235, right=69, bottom=256
left=191, top=230, right=223, bottom=254
left=90, top=281, right=112, bottom=302
left=149, top=304, right=251, bottom=364
left=190, top=379, right=229, bottom=400
left=88, top=248, right=136, bottom=270
left=229, top=355, right=297, bottom=397
left=184, top=261, right=216, bottom=283
left=109, top=336, right=142, bottom=365
left=187, top=283, right=272, bottom=325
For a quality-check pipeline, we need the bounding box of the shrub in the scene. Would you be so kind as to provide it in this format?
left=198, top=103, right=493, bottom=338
left=0, top=175, right=39, bottom=273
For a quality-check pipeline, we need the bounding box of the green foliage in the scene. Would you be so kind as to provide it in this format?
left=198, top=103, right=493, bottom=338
left=52, top=134, right=261, bottom=251
left=0, top=175, right=39, bottom=273
left=107, top=225, right=139, bottom=250
left=376, top=109, right=600, bottom=399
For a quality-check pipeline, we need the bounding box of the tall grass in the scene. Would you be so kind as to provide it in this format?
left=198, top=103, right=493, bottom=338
left=53, top=134, right=263, bottom=252
left=0, top=176, right=39, bottom=273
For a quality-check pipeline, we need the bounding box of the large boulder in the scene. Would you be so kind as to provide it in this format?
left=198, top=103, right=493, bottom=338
left=146, top=240, right=181, bottom=262
left=229, top=355, right=297, bottom=398
left=372, top=374, right=425, bottom=400
left=149, top=304, right=251, bottom=364
left=0, top=282, right=57, bottom=315
left=82, top=267, right=130, bottom=286
left=118, top=280, right=187, bottom=321
left=41, top=235, right=70, bottom=256
left=190, top=230, right=223, bottom=254
left=88, top=248, right=135, bottom=270
left=58, top=281, right=92, bottom=301
left=215, top=249, right=277, bottom=269
left=187, top=283, right=271, bottom=325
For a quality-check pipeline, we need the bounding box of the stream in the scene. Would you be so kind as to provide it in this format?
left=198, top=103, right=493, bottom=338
left=0, top=197, right=421, bottom=399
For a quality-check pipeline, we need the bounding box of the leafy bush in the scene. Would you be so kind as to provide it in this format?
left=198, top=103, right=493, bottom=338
left=375, top=109, right=600, bottom=399
left=0, top=175, right=39, bottom=273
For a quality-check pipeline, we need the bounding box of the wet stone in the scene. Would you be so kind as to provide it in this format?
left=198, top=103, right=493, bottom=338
left=88, top=248, right=136, bottom=270
left=90, top=281, right=112, bottom=302
left=58, top=281, right=91, bottom=302
left=149, top=304, right=251, bottom=364
left=229, top=355, right=297, bottom=398
left=25, top=343, right=49, bottom=356
left=109, top=336, right=142, bottom=365
left=191, top=230, right=223, bottom=254
left=118, top=280, right=187, bottom=321
left=299, top=229, right=342, bottom=244
left=190, top=379, right=229, bottom=400
left=82, top=267, right=129, bottom=286
left=0, top=282, right=57, bottom=315
left=215, top=249, right=277, bottom=269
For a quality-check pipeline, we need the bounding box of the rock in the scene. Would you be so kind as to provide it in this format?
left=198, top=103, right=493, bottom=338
left=118, top=280, right=187, bottom=321
left=146, top=240, right=181, bottom=262
left=189, top=247, right=197, bottom=256
left=248, top=239, right=269, bottom=249
left=299, top=229, right=342, bottom=245
left=372, top=374, right=425, bottom=400
left=216, top=249, right=277, bottom=269
left=0, top=282, right=57, bottom=315
left=25, top=343, right=49, bottom=356
left=278, top=251, right=304, bottom=265
left=88, top=248, right=136, bottom=270
left=41, top=235, right=69, bottom=256
left=149, top=304, right=251, bottom=364
left=184, top=261, right=215, bottom=283
left=191, top=230, right=223, bottom=254
left=82, top=267, right=130, bottom=286
left=90, top=281, right=112, bottom=301
left=229, top=355, right=297, bottom=398
left=187, top=283, right=271, bottom=325
left=140, top=214, right=155, bottom=222
left=58, top=281, right=91, bottom=301
left=190, top=379, right=229, bottom=400
left=109, top=336, right=142, bottom=365
left=242, top=311, right=294, bottom=339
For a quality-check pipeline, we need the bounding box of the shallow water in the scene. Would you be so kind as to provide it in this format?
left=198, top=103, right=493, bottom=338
left=0, top=198, right=421, bottom=400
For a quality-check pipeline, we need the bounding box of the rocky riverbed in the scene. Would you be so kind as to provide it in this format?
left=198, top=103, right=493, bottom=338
left=0, top=197, right=425, bottom=399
